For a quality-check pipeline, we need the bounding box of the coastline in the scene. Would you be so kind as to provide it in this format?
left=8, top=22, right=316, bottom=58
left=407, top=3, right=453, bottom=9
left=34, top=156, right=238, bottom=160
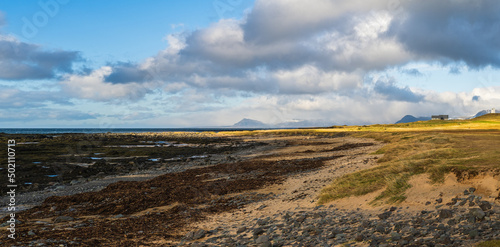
left=1, top=131, right=499, bottom=246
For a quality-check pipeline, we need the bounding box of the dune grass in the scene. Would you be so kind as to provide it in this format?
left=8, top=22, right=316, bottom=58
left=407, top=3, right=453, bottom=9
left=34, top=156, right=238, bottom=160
left=218, top=115, right=500, bottom=205
left=478, top=240, right=500, bottom=247
left=315, top=114, right=500, bottom=205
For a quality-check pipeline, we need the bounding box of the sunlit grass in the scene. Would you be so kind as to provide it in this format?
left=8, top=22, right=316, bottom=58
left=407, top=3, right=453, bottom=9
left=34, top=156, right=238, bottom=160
left=478, top=240, right=500, bottom=247
left=316, top=114, right=500, bottom=205
left=217, top=115, right=500, bottom=205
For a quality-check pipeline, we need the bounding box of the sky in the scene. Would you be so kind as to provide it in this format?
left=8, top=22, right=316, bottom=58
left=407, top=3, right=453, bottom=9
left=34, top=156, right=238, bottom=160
left=1, top=0, right=500, bottom=128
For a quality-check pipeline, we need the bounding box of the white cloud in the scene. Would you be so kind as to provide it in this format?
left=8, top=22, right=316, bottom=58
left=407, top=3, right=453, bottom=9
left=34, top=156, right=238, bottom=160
left=272, top=65, right=362, bottom=94
left=60, top=67, right=153, bottom=101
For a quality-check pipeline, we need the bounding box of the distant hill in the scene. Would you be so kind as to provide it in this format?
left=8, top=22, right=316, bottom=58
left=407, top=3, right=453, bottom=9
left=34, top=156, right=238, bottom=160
left=473, top=110, right=490, bottom=118
left=232, top=118, right=333, bottom=128
left=395, top=115, right=431, bottom=124
left=470, top=108, right=498, bottom=119
left=472, top=113, right=500, bottom=121
left=232, top=118, right=269, bottom=128
left=276, top=119, right=332, bottom=128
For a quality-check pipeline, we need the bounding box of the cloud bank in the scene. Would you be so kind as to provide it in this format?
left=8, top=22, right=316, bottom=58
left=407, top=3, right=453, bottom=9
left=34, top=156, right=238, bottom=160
left=2, top=1, right=500, bottom=126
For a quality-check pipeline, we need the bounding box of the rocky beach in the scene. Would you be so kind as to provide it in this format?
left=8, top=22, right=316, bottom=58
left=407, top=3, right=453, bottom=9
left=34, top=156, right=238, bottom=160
left=1, top=131, right=499, bottom=246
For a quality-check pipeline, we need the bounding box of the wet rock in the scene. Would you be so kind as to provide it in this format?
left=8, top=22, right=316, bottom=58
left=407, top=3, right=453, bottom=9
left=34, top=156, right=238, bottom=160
left=436, top=198, right=443, bottom=204
left=469, top=187, right=476, bottom=193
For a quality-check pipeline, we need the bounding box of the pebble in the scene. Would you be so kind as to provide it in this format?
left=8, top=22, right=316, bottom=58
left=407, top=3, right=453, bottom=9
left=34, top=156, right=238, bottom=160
left=177, top=195, right=500, bottom=247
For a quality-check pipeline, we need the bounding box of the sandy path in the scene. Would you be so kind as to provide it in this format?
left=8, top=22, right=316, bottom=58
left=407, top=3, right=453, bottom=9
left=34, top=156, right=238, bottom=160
left=179, top=137, right=385, bottom=241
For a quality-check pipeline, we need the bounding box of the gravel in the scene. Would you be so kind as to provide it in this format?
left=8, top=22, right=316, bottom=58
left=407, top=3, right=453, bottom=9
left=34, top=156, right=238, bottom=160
left=178, top=188, right=500, bottom=246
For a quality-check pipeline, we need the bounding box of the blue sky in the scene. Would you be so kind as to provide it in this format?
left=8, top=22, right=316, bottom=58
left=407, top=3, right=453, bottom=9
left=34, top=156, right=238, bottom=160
left=1, top=0, right=500, bottom=128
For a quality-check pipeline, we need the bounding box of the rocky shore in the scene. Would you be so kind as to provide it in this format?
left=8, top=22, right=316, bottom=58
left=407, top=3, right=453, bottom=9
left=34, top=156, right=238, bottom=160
left=1, top=133, right=498, bottom=246
left=181, top=188, right=500, bottom=247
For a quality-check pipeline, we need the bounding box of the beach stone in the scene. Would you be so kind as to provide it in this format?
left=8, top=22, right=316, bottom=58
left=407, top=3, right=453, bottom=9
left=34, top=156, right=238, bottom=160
left=296, top=214, right=307, bottom=223
left=253, top=227, right=265, bottom=237
left=335, top=233, right=346, bottom=239
left=354, top=234, right=364, bottom=242
left=469, top=187, right=476, bottom=193
left=237, top=226, right=247, bottom=234
left=378, top=211, right=392, bottom=220
left=439, top=234, right=452, bottom=245
left=436, top=198, right=443, bottom=203
left=191, top=243, right=207, bottom=247
left=257, top=218, right=268, bottom=226
left=255, top=235, right=271, bottom=247
left=193, top=229, right=206, bottom=240
left=438, top=209, right=453, bottom=219
left=468, top=229, right=479, bottom=239
left=470, top=208, right=486, bottom=220
left=459, top=198, right=468, bottom=206
left=390, top=232, right=402, bottom=241
left=479, top=201, right=492, bottom=211
left=446, top=219, right=457, bottom=226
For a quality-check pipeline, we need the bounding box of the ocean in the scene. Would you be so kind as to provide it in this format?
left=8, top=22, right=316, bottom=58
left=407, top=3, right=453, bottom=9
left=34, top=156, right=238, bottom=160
left=0, top=128, right=271, bottom=134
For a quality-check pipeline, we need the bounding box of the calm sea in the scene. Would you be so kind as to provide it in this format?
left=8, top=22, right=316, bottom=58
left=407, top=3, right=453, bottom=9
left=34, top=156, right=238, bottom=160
left=0, top=128, right=271, bottom=134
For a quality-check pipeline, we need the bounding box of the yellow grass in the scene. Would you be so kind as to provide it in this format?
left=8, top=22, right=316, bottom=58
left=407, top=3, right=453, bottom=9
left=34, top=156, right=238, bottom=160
left=218, top=114, right=500, bottom=205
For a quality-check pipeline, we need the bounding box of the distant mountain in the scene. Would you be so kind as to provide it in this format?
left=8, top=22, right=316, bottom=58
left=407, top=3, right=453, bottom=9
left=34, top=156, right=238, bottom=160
left=231, top=118, right=333, bottom=128
left=469, top=108, right=498, bottom=119
left=473, top=110, right=490, bottom=118
left=275, top=119, right=332, bottom=128
left=232, top=118, right=269, bottom=128
left=395, top=115, right=431, bottom=124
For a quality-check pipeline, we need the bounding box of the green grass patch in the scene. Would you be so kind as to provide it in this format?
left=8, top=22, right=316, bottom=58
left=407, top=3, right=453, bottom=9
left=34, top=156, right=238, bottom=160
left=478, top=240, right=500, bottom=247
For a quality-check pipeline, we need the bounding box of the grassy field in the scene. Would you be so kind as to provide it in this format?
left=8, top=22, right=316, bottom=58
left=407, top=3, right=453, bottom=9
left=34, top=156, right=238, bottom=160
left=222, top=114, right=500, bottom=205
left=318, top=114, right=500, bottom=204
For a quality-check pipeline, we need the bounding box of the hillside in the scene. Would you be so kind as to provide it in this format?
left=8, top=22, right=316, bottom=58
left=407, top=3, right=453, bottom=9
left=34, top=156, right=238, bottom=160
left=395, top=115, right=431, bottom=124
left=232, top=118, right=269, bottom=128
